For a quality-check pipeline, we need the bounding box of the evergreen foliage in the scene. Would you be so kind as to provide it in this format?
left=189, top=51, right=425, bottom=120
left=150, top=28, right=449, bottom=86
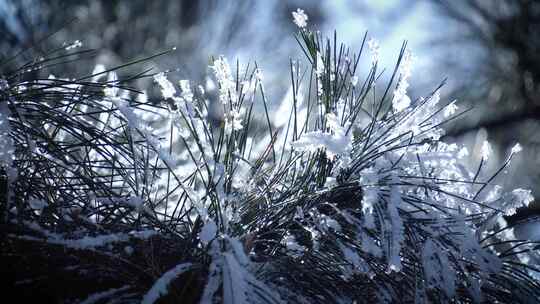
left=1, top=12, right=539, bottom=303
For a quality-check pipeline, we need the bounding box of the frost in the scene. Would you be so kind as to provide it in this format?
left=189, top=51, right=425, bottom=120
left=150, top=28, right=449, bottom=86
left=291, top=113, right=352, bottom=159
left=392, top=49, right=414, bottom=112
left=200, top=220, right=218, bottom=244
left=282, top=234, right=306, bottom=258
left=481, top=140, right=492, bottom=160
left=468, top=278, right=482, bottom=303
left=224, top=109, right=244, bottom=136
left=362, top=233, right=383, bottom=258
left=138, top=90, right=149, bottom=103
left=315, top=52, right=324, bottom=77
left=484, top=185, right=502, bottom=203
left=324, top=176, right=337, bottom=188
left=393, top=94, right=411, bottom=113
left=232, top=159, right=251, bottom=190
left=178, top=79, right=193, bottom=103
left=19, top=225, right=157, bottom=250
left=367, top=38, right=380, bottom=65
left=510, top=142, right=523, bottom=155
left=387, top=180, right=404, bottom=272
left=154, top=72, right=176, bottom=99
left=457, top=147, right=469, bottom=159
left=3, top=23, right=539, bottom=303
left=65, top=39, right=82, bottom=50
left=317, top=213, right=341, bottom=232
left=254, top=68, right=263, bottom=82
left=338, top=242, right=368, bottom=277
left=222, top=252, right=250, bottom=304
left=350, top=76, right=359, bottom=87
left=0, top=102, right=15, bottom=167
left=142, top=263, right=193, bottom=304
left=211, top=56, right=237, bottom=105
left=504, top=188, right=534, bottom=216
left=422, top=239, right=456, bottom=298
left=360, top=170, right=379, bottom=229
left=292, top=8, right=308, bottom=29
left=201, top=240, right=283, bottom=304
left=443, top=100, right=459, bottom=117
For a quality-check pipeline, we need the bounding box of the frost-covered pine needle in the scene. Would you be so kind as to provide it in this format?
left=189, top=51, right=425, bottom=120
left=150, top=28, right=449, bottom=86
left=2, top=7, right=540, bottom=304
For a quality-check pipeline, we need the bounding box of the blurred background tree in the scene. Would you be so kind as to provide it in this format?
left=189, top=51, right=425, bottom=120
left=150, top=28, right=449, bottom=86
left=0, top=0, right=325, bottom=95
left=427, top=0, right=540, bottom=228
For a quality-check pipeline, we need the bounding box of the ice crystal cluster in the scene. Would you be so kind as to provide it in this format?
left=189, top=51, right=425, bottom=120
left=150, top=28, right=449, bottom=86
left=1, top=9, right=539, bottom=304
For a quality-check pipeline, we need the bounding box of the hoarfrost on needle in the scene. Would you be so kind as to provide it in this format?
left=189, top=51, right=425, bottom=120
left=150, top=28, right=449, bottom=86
left=367, top=38, right=380, bottom=66
left=391, top=49, right=414, bottom=112
left=481, top=140, right=492, bottom=160
left=154, top=73, right=176, bottom=99
left=292, top=8, right=308, bottom=28
left=510, top=143, right=523, bottom=155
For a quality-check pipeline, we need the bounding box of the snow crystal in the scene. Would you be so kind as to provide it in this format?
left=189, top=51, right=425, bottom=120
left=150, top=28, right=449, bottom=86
left=504, top=188, right=534, bottom=216
left=65, top=39, right=82, bottom=50
left=457, top=147, right=469, bottom=159
left=484, top=185, right=502, bottom=203
left=510, top=143, right=523, bottom=155
left=154, top=72, right=176, bottom=99
left=179, top=79, right=193, bottom=103
left=443, top=100, right=459, bottom=117
left=232, top=159, right=251, bottom=190
left=291, top=113, right=352, bottom=159
left=224, top=110, right=244, bottom=136
left=324, top=177, right=337, bottom=188
left=367, top=38, right=380, bottom=66
left=392, top=94, right=411, bottom=113
left=292, top=8, right=308, bottom=29
left=392, top=49, right=414, bottom=112
left=211, top=56, right=236, bottom=105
